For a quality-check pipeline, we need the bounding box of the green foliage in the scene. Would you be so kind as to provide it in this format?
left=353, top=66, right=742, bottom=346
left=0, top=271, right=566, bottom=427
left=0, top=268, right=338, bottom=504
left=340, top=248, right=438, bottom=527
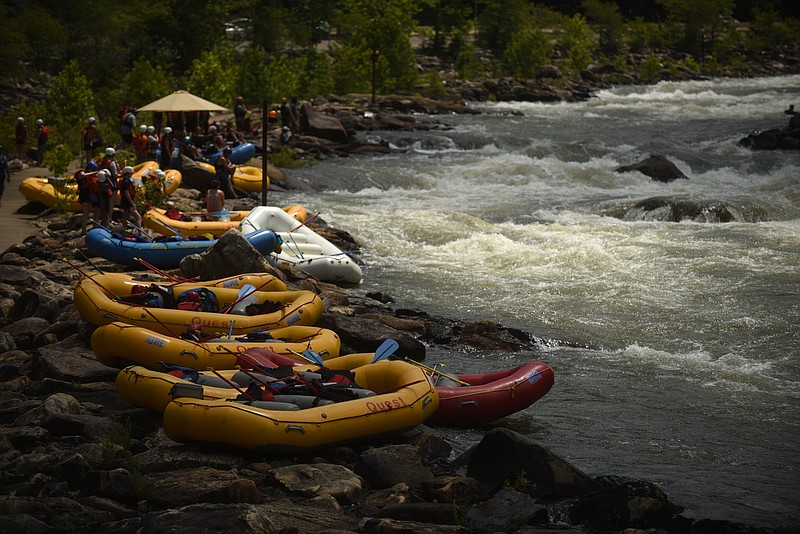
left=115, top=59, right=175, bottom=117
left=640, top=54, right=664, bottom=82
left=454, top=40, right=483, bottom=81
left=583, top=0, right=625, bottom=56
left=419, top=70, right=447, bottom=99
left=502, top=29, right=553, bottom=80
left=299, top=51, right=335, bottom=99
left=187, top=45, right=238, bottom=107
left=263, top=56, right=303, bottom=104
left=336, top=0, right=420, bottom=94
left=43, top=144, right=74, bottom=178
left=332, top=42, right=373, bottom=95
left=747, top=9, right=800, bottom=56
left=558, top=14, right=597, bottom=75
left=269, top=146, right=311, bottom=169
left=141, top=171, right=167, bottom=209
left=627, top=18, right=668, bottom=53
left=42, top=61, right=96, bottom=154
left=656, top=0, right=736, bottom=58
left=477, top=0, right=532, bottom=56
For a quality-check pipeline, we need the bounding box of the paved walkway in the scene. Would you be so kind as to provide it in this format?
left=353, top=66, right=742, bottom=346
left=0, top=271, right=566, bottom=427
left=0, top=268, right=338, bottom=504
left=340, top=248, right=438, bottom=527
left=0, top=164, right=52, bottom=251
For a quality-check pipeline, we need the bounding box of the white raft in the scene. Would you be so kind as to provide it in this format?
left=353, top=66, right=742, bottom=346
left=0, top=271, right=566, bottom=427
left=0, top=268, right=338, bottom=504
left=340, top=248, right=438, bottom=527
left=240, top=206, right=363, bottom=285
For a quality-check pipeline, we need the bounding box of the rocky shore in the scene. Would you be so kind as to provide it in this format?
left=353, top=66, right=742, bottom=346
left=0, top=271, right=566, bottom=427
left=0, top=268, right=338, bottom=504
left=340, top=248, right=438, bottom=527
left=0, top=179, right=788, bottom=534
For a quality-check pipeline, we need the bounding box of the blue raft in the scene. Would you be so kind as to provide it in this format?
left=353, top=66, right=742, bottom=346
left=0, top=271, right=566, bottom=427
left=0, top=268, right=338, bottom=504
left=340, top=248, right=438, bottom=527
left=85, top=227, right=278, bottom=269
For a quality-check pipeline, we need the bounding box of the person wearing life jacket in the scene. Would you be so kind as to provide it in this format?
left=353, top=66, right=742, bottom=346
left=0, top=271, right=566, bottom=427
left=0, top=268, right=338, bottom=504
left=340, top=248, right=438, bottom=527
left=35, top=119, right=48, bottom=165
left=80, top=117, right=103, bottom=160
left=98, top=147, right=119, bottom=218
left=159, top=126, right=174, bottom=169
left=75, top=160, right=99, bottom=234
left=119, top=165, right=142, bottom=228
left=119, top=106, right=136, bottom=147
left=15, top=117, right=28, bottom=162
left=146, top=126, right=159, bottom=161
left=95, top=169, right=115, bottom=227
left=133, top=124, right=148, bottom=164
left=215, top=147, right=237, bottom=200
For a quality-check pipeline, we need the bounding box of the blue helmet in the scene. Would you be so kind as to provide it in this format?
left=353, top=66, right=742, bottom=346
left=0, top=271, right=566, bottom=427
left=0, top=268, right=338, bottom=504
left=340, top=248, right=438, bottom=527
left=85, top=161, right=99, bottom=172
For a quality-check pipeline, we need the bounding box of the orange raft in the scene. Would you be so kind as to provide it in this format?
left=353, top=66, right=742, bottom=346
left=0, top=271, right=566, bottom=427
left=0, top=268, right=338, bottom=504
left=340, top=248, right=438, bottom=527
left=73, top=271, right=325, bottom=336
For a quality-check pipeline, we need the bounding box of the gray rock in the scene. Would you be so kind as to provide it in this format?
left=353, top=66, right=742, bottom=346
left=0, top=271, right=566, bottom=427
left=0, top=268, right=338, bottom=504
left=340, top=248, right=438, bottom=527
left=267, top=462, right=364, bottom=504
left=616, top=154, right=689, bottom=182
left=465, top=487, right=545, bottom=531
left=359, top=444, right=434, bottom=489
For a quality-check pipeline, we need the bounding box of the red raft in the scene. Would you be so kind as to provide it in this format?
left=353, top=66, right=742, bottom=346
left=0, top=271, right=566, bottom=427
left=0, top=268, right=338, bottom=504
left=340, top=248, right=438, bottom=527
left=427, top=361, right=554, bottom=426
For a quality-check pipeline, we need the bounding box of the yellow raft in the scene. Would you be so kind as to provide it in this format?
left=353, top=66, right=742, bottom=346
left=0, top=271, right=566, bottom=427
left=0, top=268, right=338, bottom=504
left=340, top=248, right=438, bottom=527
left=196, top=162, right=270, bottom=193
left=73, top=271, right=325, bottom=336
left=18, top=162, right=181, bottom=212
left=91, top=321, right=341, bottom=369
left=142, top=205, right=308, bottom=239
left=160, top=360, right=438, bottom=452
left=115, top=352, right=378, bottom=412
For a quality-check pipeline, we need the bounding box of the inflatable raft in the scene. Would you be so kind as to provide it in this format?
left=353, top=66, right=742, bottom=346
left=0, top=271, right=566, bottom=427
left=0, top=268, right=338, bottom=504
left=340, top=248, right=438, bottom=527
left=73, top=271, right=326, bottom=336
left=142, top=207, right=251, bottom=238
left=91, top=321, right=341, bottom=369
left=196, top=161, right=269, bottom=193
left=240, top=206, right=363, bottom=285
left=426, top=361, right=554, bottom=426
left=199, top=142, right=256, bottom=165
left=84, top=226, right=279, bottom=269
left=161, top=359, right=438, bottom=453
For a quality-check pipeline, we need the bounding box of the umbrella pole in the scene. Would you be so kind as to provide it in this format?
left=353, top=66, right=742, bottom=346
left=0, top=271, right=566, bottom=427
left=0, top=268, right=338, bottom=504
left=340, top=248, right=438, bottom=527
left=261, top=99, right=269, bottom=206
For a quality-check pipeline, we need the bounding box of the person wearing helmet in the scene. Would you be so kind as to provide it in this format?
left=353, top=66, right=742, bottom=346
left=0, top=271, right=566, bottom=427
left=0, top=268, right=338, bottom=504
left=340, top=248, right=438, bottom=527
left=0, top=144, right=10, bottom=208
left=74, top=161, right=100, bottom=234
left=146, top=126, right=159, bottom=161
left=34, top=119, right=48, bottom=165
left=119, top=165, right=142, bottom=228
left=81, top=116, right=103, bottom=159
left=98, top=147, right=119, bottom=216
left=215, top=146, right=237, bottom=200
left=279, top=126, right=291, bottom=146
left=15, top=117, right=28, bottom=161
left=134, top=125, right=149, bottom=164
left=119, top=106, right=136, bottom=147
left=95, top=169, right=115, bottom=227
left=160, top=126, right=174, bottom=169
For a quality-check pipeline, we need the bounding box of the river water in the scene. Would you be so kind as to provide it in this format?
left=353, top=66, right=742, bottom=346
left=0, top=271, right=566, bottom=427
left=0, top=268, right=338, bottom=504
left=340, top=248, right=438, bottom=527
left=276, top=75, right=800, bottom=528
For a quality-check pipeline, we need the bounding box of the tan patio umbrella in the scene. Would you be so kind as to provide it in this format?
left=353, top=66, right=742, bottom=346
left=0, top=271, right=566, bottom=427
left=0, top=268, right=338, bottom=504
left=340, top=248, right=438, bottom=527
left=137, top=90, right=228, bottom=112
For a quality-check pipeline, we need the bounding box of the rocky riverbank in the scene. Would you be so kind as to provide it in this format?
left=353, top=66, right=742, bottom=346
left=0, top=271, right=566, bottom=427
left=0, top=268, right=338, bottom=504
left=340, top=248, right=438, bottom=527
left=0, top=184, right=788, bottom=533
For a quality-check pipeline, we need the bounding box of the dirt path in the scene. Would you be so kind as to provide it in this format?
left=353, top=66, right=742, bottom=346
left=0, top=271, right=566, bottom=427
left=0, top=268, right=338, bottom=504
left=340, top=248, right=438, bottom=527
left=0, top=164, right=53, bottom=252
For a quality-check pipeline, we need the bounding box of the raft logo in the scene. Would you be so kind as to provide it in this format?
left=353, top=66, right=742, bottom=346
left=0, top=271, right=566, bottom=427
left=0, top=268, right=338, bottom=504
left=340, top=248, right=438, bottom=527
left=222, top=279, right=240, bottom=288
left=144, top=335, right=166, bottom=348
left=366, top=397, right=408, bottom=413
left=526, top=370, right=541, bottom=384
left=285, top=313, right=301, bottom=325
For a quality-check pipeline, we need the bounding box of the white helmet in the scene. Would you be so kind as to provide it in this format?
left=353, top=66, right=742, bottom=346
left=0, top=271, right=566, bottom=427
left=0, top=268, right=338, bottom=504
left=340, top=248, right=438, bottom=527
left=105, top=147, right=116, bottom=156
left=96, top=169, right=109, bottom=182
left=155, top=170, right=166, bottom=179
left=122, top=165, right=134, bottom=174
left=35, top=119, right=43, bottom=126
left=163, top=126, right=172, bottom=134
left=146, top=126, right=155, bottom=134
left=88, top=117, right=96, bottom=123
left=17, top=117, right=24, bottom=123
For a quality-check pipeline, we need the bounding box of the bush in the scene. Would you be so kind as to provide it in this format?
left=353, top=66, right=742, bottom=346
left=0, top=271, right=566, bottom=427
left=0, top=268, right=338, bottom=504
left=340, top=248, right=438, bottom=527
left=503, top=29, right=552, bottom=80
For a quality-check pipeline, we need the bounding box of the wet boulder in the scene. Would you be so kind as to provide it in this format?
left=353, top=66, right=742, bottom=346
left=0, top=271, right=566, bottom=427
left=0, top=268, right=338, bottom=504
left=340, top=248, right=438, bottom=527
left=616, top=154, right=689, bottom=182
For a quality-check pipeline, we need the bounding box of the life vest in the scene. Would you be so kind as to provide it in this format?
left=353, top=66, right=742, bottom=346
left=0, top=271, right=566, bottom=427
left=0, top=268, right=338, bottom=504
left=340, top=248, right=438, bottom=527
left=133, top=133, right=148, bottom=156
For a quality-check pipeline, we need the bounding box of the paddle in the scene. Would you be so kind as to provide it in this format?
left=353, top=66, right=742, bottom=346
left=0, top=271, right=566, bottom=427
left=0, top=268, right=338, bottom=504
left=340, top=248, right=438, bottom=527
left=403, top=358, right=471, bottom=386
left=77, top=249, right=105, bottom=274
left=127, top=221, right=155, bottom=242
left=286, top=348, right=324, bottom=366
left=371, top=338, right=400, bottom=362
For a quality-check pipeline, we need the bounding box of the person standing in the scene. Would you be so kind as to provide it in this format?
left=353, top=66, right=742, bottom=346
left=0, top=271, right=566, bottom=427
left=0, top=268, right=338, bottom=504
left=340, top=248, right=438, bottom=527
left=95, top=169, right=114, bottom=227
left=98, top=147, right=119, bottom=218
left=133, top=124, right=148, bottom=164
left=119, top=165, right=142, bottom=228
left=0, top=145, right=10, bottom=208
left=288, top=96, right=300, bottom=132
left=215, top=147, right=237, bottom=200
left=81, top=117, right=103, bottom=160
left=160, top=126, right=174, bottom=169
left=233, top=96, right=247, bottom=131
left=146, top=126, right=159, bottom=161
left=35, top=119, right=48, bottom=165
left=15, top=117, right=28, bottom=161
left=119, top=107, right=136, bottom=147
left=75, top=160, right=99, bottom=234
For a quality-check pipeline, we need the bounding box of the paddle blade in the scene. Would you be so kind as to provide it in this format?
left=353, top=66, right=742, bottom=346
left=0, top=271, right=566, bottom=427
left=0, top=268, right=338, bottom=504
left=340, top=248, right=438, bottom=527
left=303, top=349, right=324, bottom=366
left=237, top=284, right=256, bottom=300
left=372, top=338, right=400, bottom=362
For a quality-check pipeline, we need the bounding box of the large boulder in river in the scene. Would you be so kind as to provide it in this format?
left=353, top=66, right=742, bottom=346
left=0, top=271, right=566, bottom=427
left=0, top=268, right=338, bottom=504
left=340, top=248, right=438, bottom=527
left=299, top=104, right=349, bottom=144
left=616, top=154, right=689, bottom=182
left=619, top=197, right=744, bottom=223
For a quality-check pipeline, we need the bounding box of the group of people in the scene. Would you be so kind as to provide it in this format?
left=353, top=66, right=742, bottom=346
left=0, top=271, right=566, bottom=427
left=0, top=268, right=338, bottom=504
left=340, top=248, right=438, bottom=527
left=15, top=117, right=49, bottom=165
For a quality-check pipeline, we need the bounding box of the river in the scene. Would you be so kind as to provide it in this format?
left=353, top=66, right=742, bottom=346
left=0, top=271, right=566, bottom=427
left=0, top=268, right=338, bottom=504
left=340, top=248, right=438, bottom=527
left=273, top=75, right=800, bottom=528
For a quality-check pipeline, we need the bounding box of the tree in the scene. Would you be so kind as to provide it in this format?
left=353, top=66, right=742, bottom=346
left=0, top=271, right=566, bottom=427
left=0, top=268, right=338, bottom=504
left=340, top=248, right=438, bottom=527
left=502, top=29, right=553, bottom=80
left=476, top=0, right=532, bottom=57
left=657, top=0, right=736, bottom=58
left=41, top=61, right=95, bottom=155
left=558, top=14, right=597, bottom=75
left=334, top=0, right=420, bottom=94
left=187, top=45, right=238, bottom=107
left=583, top=0, right=626, bottom=56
